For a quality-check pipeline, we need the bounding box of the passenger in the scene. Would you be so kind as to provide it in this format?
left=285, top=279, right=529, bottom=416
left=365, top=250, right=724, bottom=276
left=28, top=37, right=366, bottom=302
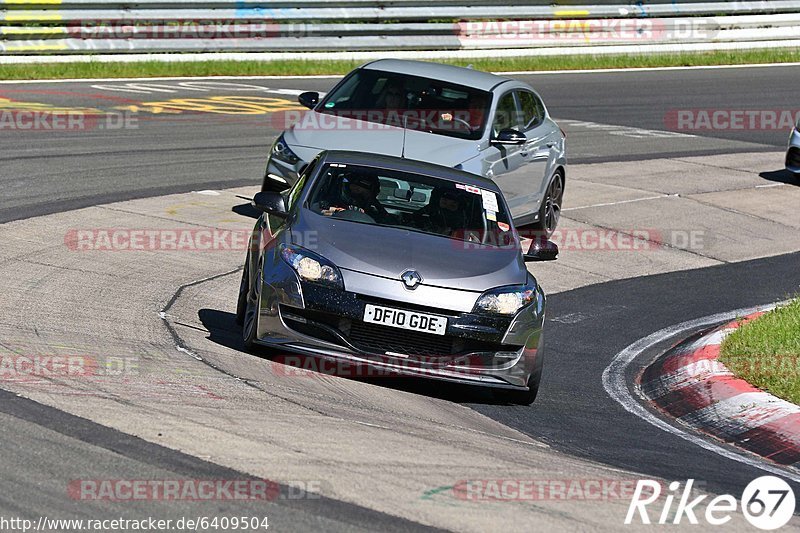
left=415, top=188, right=468, bottom=236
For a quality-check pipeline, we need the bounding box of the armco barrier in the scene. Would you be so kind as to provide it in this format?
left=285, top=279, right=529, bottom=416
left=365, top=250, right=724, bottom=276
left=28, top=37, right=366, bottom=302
left=1, top=1, right=800, bottom=55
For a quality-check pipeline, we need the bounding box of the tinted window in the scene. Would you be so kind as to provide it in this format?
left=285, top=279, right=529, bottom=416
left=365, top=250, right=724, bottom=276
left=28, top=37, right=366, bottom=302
left=318, top=69, right=492, bottom=140
left=518, top=91, right=544, bottom=129
left=286, top=157, right=318, bottom=212
left=492, top=92, right=521, bottom=135
left=306, top=163, right=513, bottom=246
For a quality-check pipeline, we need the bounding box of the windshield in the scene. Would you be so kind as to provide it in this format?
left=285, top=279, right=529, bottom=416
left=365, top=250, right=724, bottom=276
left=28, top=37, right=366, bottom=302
left=317, top=69, right=491, bottom=140
left=306, top=163, right=515, bottom=247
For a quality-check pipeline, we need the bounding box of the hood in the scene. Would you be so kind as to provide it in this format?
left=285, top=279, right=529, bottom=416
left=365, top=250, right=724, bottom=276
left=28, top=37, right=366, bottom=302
left=286, top=111, right=479, bottom=168
left=292, top=211, right=526, bottom=292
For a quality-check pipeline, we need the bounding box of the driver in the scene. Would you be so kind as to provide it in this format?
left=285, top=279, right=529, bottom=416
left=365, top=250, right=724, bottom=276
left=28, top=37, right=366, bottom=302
left=320, top=172, right=390, bottom=223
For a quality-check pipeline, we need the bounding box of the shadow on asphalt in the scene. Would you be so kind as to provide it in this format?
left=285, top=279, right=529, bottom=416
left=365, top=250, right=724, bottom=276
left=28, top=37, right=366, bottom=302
left=759, top=168, right=800, bottom=185
left=197, top=308, right=512, bottom=406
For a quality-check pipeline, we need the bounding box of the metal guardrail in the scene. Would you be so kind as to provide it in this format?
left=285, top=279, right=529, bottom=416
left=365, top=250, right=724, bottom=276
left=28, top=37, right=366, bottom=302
left=1, top=1, right=800, bottom=55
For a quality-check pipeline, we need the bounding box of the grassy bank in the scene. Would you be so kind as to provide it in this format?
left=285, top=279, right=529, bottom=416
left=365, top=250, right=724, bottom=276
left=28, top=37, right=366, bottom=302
left=2, top=48, right=800, bottom=80
left=720, top=298, right=800, bottom=404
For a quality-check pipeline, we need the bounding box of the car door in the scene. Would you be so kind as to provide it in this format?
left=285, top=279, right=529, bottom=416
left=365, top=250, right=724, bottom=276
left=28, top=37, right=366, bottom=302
left=511, top=90, right=553, bottom=219
left=482, top=91, right=528, bottom=219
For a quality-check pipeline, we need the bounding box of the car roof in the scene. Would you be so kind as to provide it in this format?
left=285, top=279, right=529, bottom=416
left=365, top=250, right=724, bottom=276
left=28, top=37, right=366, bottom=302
left=319, top=150, right=501, bottom=191
left=361, top=59, right=512, bottom=92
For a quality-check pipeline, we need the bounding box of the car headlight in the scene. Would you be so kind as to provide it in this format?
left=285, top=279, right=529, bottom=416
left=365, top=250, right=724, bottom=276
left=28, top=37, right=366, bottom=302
left=280, top=244, right=342, bottom=288
left=272, top=134, right=300, bottom=165
left=473, top=284, right=537, bottom=316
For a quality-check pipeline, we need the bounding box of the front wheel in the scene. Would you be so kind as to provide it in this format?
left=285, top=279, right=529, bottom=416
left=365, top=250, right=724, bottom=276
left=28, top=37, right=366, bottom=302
left=235, top=259, right=249, bottom=326
left=242, top=259, right=263, bottom=350
left=492, top=370, right=541, bottom=405
left=532, top=171, right=564, bottom=238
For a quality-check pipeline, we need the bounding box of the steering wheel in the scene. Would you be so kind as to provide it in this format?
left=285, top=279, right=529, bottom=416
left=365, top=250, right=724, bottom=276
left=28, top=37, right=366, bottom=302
left=331, top=209, right=376, bottom=224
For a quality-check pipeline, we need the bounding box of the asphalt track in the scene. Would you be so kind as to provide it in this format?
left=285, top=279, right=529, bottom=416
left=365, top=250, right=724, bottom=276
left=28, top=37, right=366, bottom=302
left=1, top=64, right=796, bottom=223
left=1, top=64, right=800, bottom=529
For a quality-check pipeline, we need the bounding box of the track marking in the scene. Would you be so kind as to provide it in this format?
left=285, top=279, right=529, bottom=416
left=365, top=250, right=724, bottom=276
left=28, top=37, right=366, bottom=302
left=601, top=302, right=800, bottom=483
left=1, top=62, right=799, bottom=84
left=563, top=194, right=676, bottom=212
left=558, top=118, right=696, bottom=139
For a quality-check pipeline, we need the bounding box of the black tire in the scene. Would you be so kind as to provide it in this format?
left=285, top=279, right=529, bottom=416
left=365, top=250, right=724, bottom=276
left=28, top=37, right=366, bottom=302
left=235, top=259, right=249, bottom=326
left=532, top=171, right=564, bottom=239
left=493, top=370, right=541, bottom=405
left=242, top=259, right=263, bottom=350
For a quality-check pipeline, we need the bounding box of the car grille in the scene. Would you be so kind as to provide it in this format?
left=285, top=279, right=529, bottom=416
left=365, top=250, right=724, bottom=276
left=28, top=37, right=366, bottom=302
left=787, top=147, right=800, bottom=168
left=281, top=305, right=513, bottom=360
left=349, top=320, right=454, bottom=358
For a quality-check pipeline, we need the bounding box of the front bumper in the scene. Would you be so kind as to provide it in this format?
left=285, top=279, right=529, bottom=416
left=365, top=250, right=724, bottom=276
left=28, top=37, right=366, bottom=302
left=253, top=261, right=545, bottom=389
left=786, top=128, right=800, bottom=174
left=263, top=154, right=302, bottom=191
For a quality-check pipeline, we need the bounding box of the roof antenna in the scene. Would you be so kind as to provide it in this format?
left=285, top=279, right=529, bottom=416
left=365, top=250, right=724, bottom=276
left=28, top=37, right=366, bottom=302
left=401, top=114, right=408, bottom=158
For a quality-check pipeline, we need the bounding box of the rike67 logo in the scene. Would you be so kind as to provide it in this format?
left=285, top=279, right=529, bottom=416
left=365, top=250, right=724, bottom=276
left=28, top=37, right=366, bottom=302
left=626, top=477, right=795, bottom=530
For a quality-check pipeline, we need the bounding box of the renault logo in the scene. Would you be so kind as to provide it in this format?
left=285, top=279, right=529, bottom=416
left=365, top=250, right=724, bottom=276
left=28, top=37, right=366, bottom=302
left=401, top=270, right=422, bottom=290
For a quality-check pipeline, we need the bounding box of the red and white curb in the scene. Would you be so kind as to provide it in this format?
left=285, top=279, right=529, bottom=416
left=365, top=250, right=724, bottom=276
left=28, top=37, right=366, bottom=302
left=640, top=312, right=800, bottom=465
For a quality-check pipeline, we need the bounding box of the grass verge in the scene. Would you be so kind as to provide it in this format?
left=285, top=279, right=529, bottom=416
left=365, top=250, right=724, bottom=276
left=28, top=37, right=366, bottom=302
left=720, top=298, right=800, bottom=405
left=1, top=48, right=800, bottom=80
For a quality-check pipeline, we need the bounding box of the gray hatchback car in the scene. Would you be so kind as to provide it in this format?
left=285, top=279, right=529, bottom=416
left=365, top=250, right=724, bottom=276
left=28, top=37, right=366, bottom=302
left=239, top=150, right=557, bottom=404
left=263, top=59, right=567, bottom=236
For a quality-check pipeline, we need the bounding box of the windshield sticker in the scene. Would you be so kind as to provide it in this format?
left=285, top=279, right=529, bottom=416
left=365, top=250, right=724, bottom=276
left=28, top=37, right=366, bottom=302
left=481, top=189, right=499, bottom=212
left=498, top=222, right=510, bottom=232
left=486, top=210, right=497, bottom=222
left=464, top=185, right=481, bottom=194
left=455, top=183, right=466, bottom=190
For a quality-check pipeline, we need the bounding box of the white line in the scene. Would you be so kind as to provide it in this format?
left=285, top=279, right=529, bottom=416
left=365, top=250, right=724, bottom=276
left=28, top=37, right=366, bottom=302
left=0, top=74, right=343, bottom=84
left=563, top=194, right=676, bottom=212
left=499, top=61, right=800, bottom=76
left=601, top=302, right=800, bottom=483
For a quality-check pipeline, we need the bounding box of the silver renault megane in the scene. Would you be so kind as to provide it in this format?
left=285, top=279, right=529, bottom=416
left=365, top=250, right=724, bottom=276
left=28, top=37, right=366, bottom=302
left=263, top=59, right=567, bottom=237
left=238, top=150, right=557, bottom=404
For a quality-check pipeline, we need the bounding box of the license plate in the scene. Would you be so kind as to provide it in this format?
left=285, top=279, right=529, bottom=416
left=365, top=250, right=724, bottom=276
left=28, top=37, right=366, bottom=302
left=363, top=304, right=447, bottom=336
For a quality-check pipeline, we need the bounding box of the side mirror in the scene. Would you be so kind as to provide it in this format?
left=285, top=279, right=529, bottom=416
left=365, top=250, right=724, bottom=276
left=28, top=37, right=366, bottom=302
left=492, top=128, right=526, bottom=146
left=524, top=238, right=558, bottom=262
left=298, top=91, right=319, bottom=109
left=252, top=191, right=288, bottom=218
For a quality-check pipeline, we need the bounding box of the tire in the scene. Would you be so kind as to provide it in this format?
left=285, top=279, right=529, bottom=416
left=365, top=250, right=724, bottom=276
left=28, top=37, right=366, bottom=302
left=493, top=370, right=542, bottom=405
left=242, top=259, right=263, bottom=350
left=235, top=258, right=249, bottom=326
left=532, top=171, right=564, bottom=239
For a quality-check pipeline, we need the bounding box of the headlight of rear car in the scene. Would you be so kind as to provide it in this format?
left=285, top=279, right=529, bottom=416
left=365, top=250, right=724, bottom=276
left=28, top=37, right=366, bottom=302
left=280, top=244, right=343, bottom=288
left=473, top=284, right=537, bottom=316
left=272, top=133, right=300, bottom=165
